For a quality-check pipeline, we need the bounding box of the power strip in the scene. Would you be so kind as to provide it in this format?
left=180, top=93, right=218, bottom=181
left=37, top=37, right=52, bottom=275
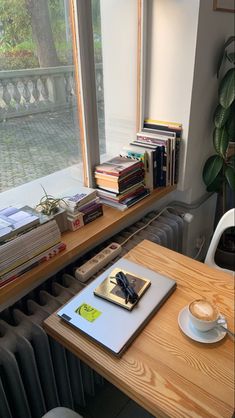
left=74, top=242, right=122, bottom=282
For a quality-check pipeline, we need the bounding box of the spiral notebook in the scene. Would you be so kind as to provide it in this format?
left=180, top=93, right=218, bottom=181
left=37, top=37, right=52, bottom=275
left=57, top=258, right=176, bottom=356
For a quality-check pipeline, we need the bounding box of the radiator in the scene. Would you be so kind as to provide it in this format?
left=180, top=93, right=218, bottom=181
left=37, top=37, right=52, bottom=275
left=0, top=276, right=103, bottom=418
left=0, top=208, right=185, bottom=418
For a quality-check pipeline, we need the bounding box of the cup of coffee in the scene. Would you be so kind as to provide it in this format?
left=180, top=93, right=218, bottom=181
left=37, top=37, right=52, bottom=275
left=188, top=299, right=220, bottom=332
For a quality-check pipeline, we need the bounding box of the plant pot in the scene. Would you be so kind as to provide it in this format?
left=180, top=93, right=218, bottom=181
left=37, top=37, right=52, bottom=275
left=51, top=208, right=68, bottom=233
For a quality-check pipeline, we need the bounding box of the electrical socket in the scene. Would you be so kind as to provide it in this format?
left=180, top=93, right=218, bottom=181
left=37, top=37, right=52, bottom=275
left=195, top=236, right=205, bottom=249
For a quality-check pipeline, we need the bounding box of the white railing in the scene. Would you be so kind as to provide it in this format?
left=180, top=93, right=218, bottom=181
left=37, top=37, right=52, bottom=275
left=0, top=63, right=103, bottom=120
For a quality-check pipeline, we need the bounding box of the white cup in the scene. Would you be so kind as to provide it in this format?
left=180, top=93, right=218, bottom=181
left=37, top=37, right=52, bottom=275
left=188, top=299, right=222, bottom=332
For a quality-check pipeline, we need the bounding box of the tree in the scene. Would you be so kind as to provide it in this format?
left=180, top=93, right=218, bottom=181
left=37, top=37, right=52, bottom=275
left=25, top=0, right=61, bottom=67
left=0, top=0, right=31, bottom=48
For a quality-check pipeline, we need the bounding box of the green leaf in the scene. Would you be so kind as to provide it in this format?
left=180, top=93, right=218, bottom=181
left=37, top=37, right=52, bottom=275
left=226, top=102, right=235, bottom=139
left=219, top=68, right=235, bottom=109
left=217, top=36, right=235, bottom=77
left=203, top=155, right=223, bottom=186
left=225, top=166, right=235, bottom=190
left=206, top=175, right=223, bottom=192
left=213, top=127, right=229, bottom=157
left=226, top=51, right=235, bottom=65
left=213, top=104, right=231, bottom=128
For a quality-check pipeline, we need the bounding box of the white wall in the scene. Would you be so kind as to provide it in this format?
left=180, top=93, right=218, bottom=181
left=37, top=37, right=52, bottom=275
left=100, top=0, right=234, bottom=258
left=146, top=0, right=234, bottom=201
left=145, top=0, right=200, bottom=192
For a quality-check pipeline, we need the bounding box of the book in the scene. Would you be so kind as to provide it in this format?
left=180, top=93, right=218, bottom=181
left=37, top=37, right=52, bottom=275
left=134, top=135, right=173, bottom=186
left=65, top=197, right=101, bottom=216
left=0, top=242, right=66, bottom=287
left=144, top=119, right=182, bottom=138
left=60, top=188, right=97, bottom=212
left=99, top=188, right=150, bottom=211
left=83, top=204, right=103, bottom=225
left=0, top=206, right=41, bottom=243
left=143, top=120, right=182, bottom=184
left=97, top=183, right=146, bottom=203
left=94, top=267, right=151, bottom=310
left=95, top=156, right=143, bottom=177
left=95, top=174, right=145, bottom=193
left=0, top=220, right=61, bottom=277
left=132, top=139, right=168, bottom=186
left=95, top=169, right=144, bottom=192
left=120, top=145, right=154, bottom=190
left=66, top=199, right=103, bottom=230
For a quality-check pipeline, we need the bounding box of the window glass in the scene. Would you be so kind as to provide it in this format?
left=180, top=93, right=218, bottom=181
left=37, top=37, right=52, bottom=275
left=0, top=0, right=82, bottom=195
left=91, top=0, right=138, bottom=161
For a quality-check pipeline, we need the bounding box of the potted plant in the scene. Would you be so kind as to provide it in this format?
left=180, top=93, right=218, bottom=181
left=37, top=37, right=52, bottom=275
left=36, top=186, right=68, bottom=233
left=202, top=36, right=235, bottom=268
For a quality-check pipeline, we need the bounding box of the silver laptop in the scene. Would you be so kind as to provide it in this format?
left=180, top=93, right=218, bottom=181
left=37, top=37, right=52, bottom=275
left=57, top=258, right=176, bottom=357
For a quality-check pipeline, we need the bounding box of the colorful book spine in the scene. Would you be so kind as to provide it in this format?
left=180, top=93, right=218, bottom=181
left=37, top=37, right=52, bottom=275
left=0, top=242, right=66, bottom=287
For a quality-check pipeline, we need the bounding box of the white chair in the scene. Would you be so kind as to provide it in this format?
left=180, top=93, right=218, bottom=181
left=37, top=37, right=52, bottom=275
left=204, top=208, right=235, bottom=274
left=41, top=407, right=83, bottom=418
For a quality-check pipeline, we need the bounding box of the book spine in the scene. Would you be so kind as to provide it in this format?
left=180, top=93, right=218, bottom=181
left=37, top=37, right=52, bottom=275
left=143, top=124, right=182, bottom=139
left=83, top=205, right=103, bottom=225
left=120, top=148, right=148, bottom=180
left=174, top=138, right=180, bottom=184
left=144, top=118, right=182, bottom=127
left=0, top=243, right=66, bottom=287
left=155, top=146, right=165, bottom=187
left=121, top=147, right=153, bottom=190
left=125, top=188, right=150, bottom=207
left=67, top=213, right=84, bottom=231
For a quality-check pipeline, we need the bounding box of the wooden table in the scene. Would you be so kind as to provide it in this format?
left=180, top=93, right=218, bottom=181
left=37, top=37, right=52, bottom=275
left=43, top=240, right=235, bottom=418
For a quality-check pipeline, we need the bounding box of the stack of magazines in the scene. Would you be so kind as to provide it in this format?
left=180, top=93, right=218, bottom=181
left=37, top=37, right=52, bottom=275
left=0, top=213, right=66, bottom=287
left=60, top=188, right=103, bottom=231
left=94, top=156, right=150, bottom=211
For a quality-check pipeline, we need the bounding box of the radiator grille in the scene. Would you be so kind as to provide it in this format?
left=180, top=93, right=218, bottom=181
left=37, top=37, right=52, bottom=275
left=0, top=208, right=185, bottom=418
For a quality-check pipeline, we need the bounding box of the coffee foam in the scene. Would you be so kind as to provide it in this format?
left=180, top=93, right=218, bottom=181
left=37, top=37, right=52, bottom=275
left=189, top=300, right=218, bottom=321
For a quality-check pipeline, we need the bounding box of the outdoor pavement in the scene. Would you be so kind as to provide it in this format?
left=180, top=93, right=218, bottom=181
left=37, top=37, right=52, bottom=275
left=0, top=108, right=105, bottom=193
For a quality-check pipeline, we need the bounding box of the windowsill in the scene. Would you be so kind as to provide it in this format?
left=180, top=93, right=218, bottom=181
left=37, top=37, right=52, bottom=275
left=0, top=185, right=176, bottom=311
left=0, top=165, right=84, bottom=209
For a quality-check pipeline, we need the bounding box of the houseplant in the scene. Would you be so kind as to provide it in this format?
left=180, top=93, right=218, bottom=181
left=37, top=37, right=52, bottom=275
left=202, top=36, right=235, bottom=266
left=36, top=186, right=68, bottom=232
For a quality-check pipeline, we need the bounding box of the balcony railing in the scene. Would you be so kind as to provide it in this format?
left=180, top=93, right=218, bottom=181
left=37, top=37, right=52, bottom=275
left=0, top=63, right=103, bottom=120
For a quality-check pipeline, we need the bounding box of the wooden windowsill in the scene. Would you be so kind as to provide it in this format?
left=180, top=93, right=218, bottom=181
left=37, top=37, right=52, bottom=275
left=0, top=186, right=176, bottom=311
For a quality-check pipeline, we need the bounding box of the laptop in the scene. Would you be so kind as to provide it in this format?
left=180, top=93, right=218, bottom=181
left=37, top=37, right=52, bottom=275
left=57, top=258, right=176, bottom=357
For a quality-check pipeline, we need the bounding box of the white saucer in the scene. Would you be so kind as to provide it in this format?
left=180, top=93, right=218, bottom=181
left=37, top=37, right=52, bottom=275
left=178, top=306, right=227, bottom=343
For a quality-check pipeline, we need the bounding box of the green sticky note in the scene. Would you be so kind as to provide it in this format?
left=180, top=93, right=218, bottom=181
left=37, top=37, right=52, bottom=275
left=75, top=303, right=102, bottom=322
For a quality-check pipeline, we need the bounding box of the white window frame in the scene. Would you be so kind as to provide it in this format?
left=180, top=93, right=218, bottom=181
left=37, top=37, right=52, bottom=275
left=73, top=0, right=148, bottom=184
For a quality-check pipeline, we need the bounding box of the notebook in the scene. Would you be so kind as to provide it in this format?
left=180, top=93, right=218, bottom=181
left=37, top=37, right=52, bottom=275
left=57, top=258, right=176, bottom=357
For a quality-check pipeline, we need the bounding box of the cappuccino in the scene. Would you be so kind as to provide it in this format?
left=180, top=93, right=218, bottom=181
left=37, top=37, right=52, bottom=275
left=189, top=299, right=218, bottom=322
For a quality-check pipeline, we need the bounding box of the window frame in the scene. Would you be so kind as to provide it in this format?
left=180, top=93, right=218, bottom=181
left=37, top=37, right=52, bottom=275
left=72, top=0, right=148, bottom=185
left=71, top=0, right=100, bottom=188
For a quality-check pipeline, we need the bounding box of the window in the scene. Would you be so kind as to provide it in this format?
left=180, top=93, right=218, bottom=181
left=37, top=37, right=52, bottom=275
left=0, top=0, right=141, bottom=206
left=0, top=0, right=83, bottom=201
left=92, top=0, right=139, bottom=159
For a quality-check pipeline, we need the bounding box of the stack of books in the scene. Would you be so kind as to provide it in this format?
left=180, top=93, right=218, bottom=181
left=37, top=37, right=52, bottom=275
left=0, top=205, right=41, bottom=243
left=121, top=119, right=182, bottom=190
left=94, top=156, right=150, bottom=211
left=0, top=212, right=65, bottom=287
left=60, top=188, right=103, bottom=231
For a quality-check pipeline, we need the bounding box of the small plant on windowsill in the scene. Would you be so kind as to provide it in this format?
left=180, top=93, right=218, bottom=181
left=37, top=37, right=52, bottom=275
left=36, top=186, right=66, bottom=215
left=36, top=186, right=68, bottom=232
